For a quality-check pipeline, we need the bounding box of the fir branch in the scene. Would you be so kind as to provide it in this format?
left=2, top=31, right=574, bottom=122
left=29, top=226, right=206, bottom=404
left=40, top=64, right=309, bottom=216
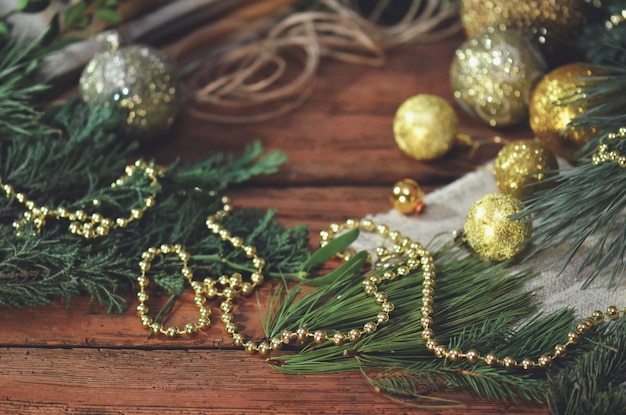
left=0, top=98, right=310, bottom=312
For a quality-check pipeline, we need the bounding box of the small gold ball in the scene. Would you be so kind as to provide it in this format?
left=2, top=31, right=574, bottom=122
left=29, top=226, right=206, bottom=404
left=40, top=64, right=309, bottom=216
left=576, top=321, right=591, bottom=334
left=464, top=193, right=532, bottom=261
left=484, top=353, right=498, bottom=365
left=567, top=331, right=580, bottom=344
left=232, top=333, right=245, bottom=346
left=165, top=326, right=179, bottom=338
left=390, top=179, right=425, bottom=215
left=333, top=332, right=346, bottom=346
left=348, top=329, right=361, bottom=342
left=502, top=356, right=517, bottom=369
left=270, top=338, right=283, bottom=351
left=421, top=329, right=434, bottom=340
left=554, top=344, right=567, bottom=358
left=494, top=139, right=558, bottom=200
left=244, top=341, right=257, bottom=354
left=607, top=305, right=620, bottom=320
left=363, top=322, right=377, bottom=334
left=282, top=330, right=296, bottom=344
left=538, top=355, right=552, bottom=368
left=393, top=94, right=458, bottom=161
left=530, top=63, right=599, bottom=161
left=591, top=310, right=604, bottom=322
left=466, top=349, right=480, bottom=363
left=448, top=348, right=462, bottom=362
left=257, top=342, right=271, bottom=356
left=184, top=323, right=198, bottom=335
left=296, top=327, right=309, bottom=342
left=521, top=359, right=535, bottom=370
left=313, top=330, right=327, bottom=344
left=434, top=345, right=447, bottom=358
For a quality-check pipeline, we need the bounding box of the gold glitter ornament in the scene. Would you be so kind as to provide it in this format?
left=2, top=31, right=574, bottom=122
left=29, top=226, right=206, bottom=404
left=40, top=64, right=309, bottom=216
left=494, top=139, right=558, bottom=200
left=460, top=0, right=586, bottom=52
left=79, top=45, right=179, bottom=139
left=390, top=178, right=425, bottom=214
left=393, top=94, right=459, bottom=161
left=450, top=29, right=547, bottom=128
left=464, top=193, right=532, bottom=261
left=529, top=63, right=598, bottom=162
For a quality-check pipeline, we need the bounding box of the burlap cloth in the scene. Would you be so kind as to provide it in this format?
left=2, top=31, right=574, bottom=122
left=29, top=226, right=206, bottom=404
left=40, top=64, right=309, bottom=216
left=351, top=165, right=625, bottom=318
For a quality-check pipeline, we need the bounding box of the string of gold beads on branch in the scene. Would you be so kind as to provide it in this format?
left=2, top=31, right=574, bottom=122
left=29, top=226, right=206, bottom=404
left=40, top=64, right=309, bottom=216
left=137, top=209, right=429, bottom=356
left=592, top=127, right=626, bottom=168
left=1, top=159, right=163, bottom=238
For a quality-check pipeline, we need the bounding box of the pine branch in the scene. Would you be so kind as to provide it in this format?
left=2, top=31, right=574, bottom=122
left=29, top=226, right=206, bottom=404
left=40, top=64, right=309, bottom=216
left=264, top=243, right=581, bottom=403
left=517, top=66, right=626, bottom=287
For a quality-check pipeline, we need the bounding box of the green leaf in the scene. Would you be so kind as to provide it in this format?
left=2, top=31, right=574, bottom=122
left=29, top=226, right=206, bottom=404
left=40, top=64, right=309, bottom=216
left=299, top=228, right=359, bottom=273
left=303, top=250, right=368, bottom=287
left=0, top=21, right=10, bottom=37
left=95, top=8, right=122, bottom=24
left=64, top=2, right=87, bottom=27
left=14, top=0, right=30, bottom=12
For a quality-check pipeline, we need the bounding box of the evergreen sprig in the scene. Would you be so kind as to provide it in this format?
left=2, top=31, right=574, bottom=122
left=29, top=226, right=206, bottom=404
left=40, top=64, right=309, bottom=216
left=0, top=95, right=311, bottom=312
left=265, top=242, right=582, bottom=405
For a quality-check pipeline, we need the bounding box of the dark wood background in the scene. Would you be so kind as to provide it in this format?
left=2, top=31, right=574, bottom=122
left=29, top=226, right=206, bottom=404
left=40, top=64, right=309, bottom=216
left=0, top=5, right=546, bottom=414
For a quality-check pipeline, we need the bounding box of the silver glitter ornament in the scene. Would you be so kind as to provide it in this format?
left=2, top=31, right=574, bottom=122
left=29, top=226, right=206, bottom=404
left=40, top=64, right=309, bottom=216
left=79, top=44, right=179, bottom=139
left=450, top=29, right=547, bottom=128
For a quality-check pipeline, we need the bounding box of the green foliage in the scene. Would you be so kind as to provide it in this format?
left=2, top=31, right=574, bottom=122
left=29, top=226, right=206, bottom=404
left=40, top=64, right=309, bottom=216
left=0, top=94, right=310, bottom=312
left=575, top=0, right=626, bottom=65
left=265, top=243, right=580, bottom=405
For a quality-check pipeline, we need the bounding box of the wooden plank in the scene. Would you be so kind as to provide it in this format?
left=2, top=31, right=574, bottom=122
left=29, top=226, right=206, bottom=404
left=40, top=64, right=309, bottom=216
left=0, top=347, right=548, bottom=414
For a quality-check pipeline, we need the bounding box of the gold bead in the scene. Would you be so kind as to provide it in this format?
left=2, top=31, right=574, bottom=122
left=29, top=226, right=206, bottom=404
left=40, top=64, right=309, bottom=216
left=270, top=338, right=283, bottom=351
left=257, top=342, right=271, bottom=356
left=607, top=305, right=620, bottom=320
left=223, top=287, right=236, bottom=299
left=420, top=316, right=433, bottom=327
left=281, top=330, right=296, bottom=344
left=240, top=282, right=254, bottom=296
left=425, top=339, right=438, bottom=351
left=420, top=305, right=433, bottom=316
left=140, top=315, right=153, bottom=327
left=381, top=302, right=394, bottom=313
left=360, top=219, right=375, bottom=232
left=197, top=316, right=211, bottom=328
left=137, top=292, right=149, bottom=302
left=502, top=356, right=517, bottom=369
left=244, top=341, right=257, bottom=354
left=348, top=329, right=361, bottom=342
left=220, top=313, right=233, bottom=324
left=591, top=310, right=604, bottom=322
left=296, top=327, right=309, bottom=342
left=136, top=303, right=148, bottom=315
left=448, top=348, right=462, bottom=362
left=232, top=333, right=245, bottom=346
left=538, top=355, right=552, bottom=368
left=184, top=323, right=198, bottom=335
left=333, top=332, right=346, bottom=346
left=374, top=292, right=387, bottom=303
left=313, top=330, right=327, bottom=344
left=363, top=322, right=377, bottom=334
left=390, top=178, right=426, bottom=215
left=193, top=295, right=206, bottom=306
left=520, top=359, right=535, bottom=370
left=377, top=313, right=389, bottom=324
left=576, top=321, right=590, bottom=334
left=137, top=275, right=149, bottom=287
left=466, top=349, right=480, bottom=363
left=434, top=345, right=447, bottom=358
left=150, top=322, right=163, bottom=334
left=198, top=307, right=211, bottom=318
left=484, top=353, right=498, bottom=365
left=250, top=272, right=264, bottom=285
left=554, top=344, right=567, bottom=358
left=567, top=331, right=580, bottom=344
left=225, top=322, right=237, bottom=334
left=421, top=329, right=434, bottom=340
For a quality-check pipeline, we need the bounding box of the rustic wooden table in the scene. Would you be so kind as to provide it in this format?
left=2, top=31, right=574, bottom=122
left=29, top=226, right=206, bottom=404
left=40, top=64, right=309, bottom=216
left=0, top=30, right=547, bottom=414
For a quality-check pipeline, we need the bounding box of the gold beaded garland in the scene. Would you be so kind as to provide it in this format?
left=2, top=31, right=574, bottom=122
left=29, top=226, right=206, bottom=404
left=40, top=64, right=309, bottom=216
left=393, top=94, right=459, bottom=161
left=1, top=160, right=163, bottom=238
left=494, top=139, right=558, bottom=199
left=450, top=28, right=547, bottom=128
left=463, top=193, right=532, bottom=261
left=592, top=127, right=626, bottom=168
left=529, top=63, right=599, bottom=161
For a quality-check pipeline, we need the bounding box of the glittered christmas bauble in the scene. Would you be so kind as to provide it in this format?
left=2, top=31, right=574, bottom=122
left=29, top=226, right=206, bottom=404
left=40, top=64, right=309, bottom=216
left=390, top=178, right=425, bottom=214
left=494, top=139, right=558, bottom=200
left=460, top=0, right=586, bottom=52
left=529, top=63, right=598, bottom=162
left=464, top=193, right=532, bottom=261
left=393, top=94, right=458, bottom=161
left=79, top=45, right=179, bottom=139
left=450, top=29, right=547, bottom=128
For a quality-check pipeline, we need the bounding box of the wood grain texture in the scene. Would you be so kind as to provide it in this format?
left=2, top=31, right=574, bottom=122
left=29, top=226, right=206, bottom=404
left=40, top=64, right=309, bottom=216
left=0, top=9, right=551, bottom=414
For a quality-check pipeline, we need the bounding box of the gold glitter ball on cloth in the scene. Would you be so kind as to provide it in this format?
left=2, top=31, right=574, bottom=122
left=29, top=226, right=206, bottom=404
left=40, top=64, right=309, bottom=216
left=79, top=45, right=179, bottom=139
left=450, top=29, right=547, bottom=128
left=494, top=139, right=558, bottom=200
left=390, top=178, right=425, bottom=215
left=393, top=94, right=458, bottom=161
left=529, top=63, right=598, bottom=162
left=464, top=193, right=532, bottom=261
left=460, top=0, right=586, bottom=52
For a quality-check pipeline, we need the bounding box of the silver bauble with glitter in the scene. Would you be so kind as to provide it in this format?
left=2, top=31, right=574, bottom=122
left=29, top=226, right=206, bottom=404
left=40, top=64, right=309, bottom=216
left=79, top=45, right=179, bottom=139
